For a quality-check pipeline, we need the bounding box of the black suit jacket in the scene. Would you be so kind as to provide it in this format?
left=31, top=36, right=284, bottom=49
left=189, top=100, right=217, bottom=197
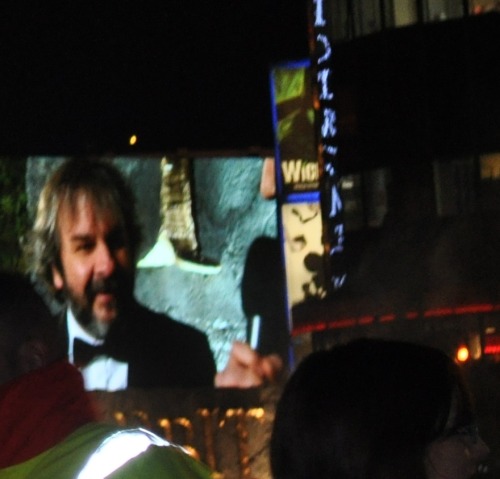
left=65, top=301, right=216, bottom=389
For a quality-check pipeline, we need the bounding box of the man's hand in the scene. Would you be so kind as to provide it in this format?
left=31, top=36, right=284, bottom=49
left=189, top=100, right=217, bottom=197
left=214, top=341, right=283, bottom=388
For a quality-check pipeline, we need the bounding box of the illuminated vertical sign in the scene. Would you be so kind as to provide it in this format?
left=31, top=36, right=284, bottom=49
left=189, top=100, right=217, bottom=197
left=309, top=0, right=347, bottom=292
left=270, top=2, right=346, bottom=331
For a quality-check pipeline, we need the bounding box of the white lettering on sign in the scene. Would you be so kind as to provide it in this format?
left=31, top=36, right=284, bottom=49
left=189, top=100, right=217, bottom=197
left=325, top=145, right=338, bottom=156
left=313, top=0, right=326, bottom=26
left=281, top=160, right=319, bottom=184
left=330, top=224, right=344, bottom=254
left=311, top=0, right=346, bottom=290
left=316, top=33, right=331, bottom=64
left=321, top=108, right=337, bottom=139
left=329, top=184, right=343, bottom=218
left=333, top=274, right=347, bottom=289
left=317, top=69, right=334, bottom=100
left=325, top=162, right=336, bottom=176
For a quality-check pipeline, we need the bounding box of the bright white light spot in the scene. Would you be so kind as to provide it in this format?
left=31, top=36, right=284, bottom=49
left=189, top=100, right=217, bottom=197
left=78, top=429, right=171, bottom=479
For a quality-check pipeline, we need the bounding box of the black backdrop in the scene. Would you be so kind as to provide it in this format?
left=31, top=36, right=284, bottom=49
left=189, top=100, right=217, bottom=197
left=0, top=0, right=309, bottom=154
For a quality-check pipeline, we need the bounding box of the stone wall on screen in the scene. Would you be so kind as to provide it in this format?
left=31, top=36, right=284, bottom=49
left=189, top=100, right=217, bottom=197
left=135, top=157, right=279, bottom=370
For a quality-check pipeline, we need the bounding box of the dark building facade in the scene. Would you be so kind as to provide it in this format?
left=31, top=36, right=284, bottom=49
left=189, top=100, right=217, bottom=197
left=288, top=10, right=500, bottom=476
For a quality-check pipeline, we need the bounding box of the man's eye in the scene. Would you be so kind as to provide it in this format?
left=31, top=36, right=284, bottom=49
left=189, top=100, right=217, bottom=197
left=108, top=232, right=126, bottom=250
left=76, top=242, right=94, bottom=252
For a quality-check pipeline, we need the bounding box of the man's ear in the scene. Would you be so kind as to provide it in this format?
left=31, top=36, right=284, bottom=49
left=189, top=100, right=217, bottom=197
left=17, top=340, right=50, bottom=374
left=52, top=264, right=64, bottom=290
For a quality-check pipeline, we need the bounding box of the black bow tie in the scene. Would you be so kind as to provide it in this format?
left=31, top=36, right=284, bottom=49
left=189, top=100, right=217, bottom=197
left=73, top=338, right=109, bottom=368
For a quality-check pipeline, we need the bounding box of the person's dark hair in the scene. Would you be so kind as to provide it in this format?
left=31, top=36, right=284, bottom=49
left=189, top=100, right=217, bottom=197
left=0, top=271, right=65, bottom=381
left=270, top=338, right=475, bottom=479
left=24, top=158, right=142, bottom=294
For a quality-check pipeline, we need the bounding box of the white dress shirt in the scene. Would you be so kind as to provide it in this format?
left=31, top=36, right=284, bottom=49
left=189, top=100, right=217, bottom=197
left=67, top=309, right=128, bottom=391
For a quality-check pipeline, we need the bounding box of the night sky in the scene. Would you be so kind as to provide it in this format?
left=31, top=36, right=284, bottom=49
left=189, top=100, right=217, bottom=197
left=0, top=1, right=310, bottom=154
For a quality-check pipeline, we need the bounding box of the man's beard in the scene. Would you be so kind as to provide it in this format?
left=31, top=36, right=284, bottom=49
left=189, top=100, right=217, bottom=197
left=66, top=276, right=132, bottom=340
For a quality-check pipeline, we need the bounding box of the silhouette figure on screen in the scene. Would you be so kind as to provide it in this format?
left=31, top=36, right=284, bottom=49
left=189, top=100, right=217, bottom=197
left=241, top=236, right=290, bottom=367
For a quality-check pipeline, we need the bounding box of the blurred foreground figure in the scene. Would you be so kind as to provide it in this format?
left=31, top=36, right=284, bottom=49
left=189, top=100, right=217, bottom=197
left=271, top=338, right=489, bottom=479
left=0, top=271, right=213, bottom=478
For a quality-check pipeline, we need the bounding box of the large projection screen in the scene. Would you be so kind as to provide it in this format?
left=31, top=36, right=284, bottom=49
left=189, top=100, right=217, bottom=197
left=22, top=156, right=289, bottom=372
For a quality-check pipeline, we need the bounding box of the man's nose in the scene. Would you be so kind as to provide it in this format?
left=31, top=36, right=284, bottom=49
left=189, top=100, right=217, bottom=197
left=94, top=242, right=116, bottom=277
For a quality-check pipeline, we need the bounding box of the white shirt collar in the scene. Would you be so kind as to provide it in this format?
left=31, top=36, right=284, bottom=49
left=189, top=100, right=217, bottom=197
left=67, top=308, right=104, bottom=357
left=66, top=308, right=128, bottom=391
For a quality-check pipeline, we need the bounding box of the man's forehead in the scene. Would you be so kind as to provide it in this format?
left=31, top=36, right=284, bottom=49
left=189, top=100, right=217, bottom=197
left=57, top=191, right=122, bottom=233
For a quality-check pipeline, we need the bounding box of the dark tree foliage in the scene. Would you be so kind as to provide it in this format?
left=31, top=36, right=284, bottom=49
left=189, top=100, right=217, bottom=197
left=0, top=158, right=28, bottom=271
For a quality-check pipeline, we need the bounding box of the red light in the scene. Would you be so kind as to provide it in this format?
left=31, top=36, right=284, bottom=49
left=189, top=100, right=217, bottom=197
left=292, top=304, right=500, bottom=336
left=484, top=334, right=500, bottom=355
